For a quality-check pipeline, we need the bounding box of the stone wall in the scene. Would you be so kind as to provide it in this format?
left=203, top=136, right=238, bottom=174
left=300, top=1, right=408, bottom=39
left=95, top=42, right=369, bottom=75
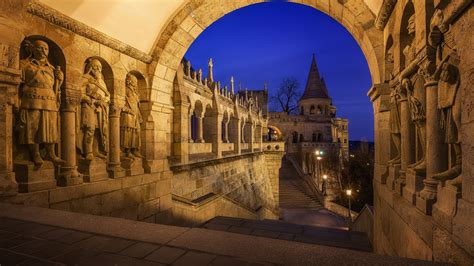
left=2, top=172, right=173, bottom=223
left=171, top=151, right=283, bottom=215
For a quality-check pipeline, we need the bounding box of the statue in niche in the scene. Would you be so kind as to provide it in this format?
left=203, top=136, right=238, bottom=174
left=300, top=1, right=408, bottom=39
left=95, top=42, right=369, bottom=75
left=403, top=15, right=416, bottom=67
left=429, top=9, right=462, bottom=186
left=402, top=76, right=426, bottom=172
left=388, top=85, right=402, bottom=164
left=120, top=73, right=143, bottom=159
left=77, top=58, right=110, bottom=161
left=16, top=40, right=65, bottom=167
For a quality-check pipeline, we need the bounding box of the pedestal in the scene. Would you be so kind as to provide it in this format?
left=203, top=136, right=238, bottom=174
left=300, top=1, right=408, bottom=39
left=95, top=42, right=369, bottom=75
left=403, top=168, right=424, bottom=204
left=0, top=173, right=17, bottom=197
left=433, top=182, right=461, bottom=232
left=14, top=161, right=56, bottom=193
left=79, top=158, right=108, bottom=183
left=121, top=157, right=144, bottom=176
left=386, top=164, right=400, bottom=191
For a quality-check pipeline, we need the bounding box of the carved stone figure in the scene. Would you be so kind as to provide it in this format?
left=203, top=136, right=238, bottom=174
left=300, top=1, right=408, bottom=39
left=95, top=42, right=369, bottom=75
left=120, top=74, right=143, bottom=159
left=429, top=9, right=462, bottom=185
left=403, top=74, right=426, bottom=172
left=77, top=58, right=110, bottom=161
left=17, top=40, right=64, bottom=167
left=403, top=15, right=416, bottom=66
left=388, top=85, right=401, bottom=164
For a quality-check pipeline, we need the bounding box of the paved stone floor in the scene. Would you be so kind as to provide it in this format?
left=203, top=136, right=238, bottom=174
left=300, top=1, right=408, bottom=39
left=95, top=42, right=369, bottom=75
left=201, top=216, right=371, bottom=252
left=0, top=203, right=445, bottom=266
left=0, top=216, right=272, bottom=266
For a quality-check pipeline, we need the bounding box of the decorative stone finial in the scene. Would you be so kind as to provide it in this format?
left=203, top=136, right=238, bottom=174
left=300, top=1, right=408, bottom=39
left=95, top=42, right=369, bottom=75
left=230, top=76, right=235, bottom=95
left=208, top=58, right=214, bottom=82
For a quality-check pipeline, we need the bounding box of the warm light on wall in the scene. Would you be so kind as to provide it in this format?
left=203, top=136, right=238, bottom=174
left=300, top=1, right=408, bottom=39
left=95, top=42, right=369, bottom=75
left=346, top=189, right=352, bottom=196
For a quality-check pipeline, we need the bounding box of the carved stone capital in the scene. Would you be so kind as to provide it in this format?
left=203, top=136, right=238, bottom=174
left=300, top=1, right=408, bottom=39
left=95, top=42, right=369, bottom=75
left=61, top=88, right=82, bottom=111
left=109, top=103, right=123, bottom=117
left=374, top=0, right=397, bottom=30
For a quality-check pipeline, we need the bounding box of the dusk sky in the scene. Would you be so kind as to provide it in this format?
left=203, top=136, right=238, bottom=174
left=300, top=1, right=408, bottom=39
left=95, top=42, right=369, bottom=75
left=185, top=1, right=374, bottom=141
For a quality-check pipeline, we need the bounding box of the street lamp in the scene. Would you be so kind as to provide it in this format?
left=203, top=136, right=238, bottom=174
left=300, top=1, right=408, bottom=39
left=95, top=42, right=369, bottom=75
left=346, top=189, right=352, bottom=223
left=322, top=174, right=328, bottom=196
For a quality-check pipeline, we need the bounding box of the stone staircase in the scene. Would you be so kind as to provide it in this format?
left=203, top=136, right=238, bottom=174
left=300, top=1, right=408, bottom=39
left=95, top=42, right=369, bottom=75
left=279, top=157, right=323, bottom=209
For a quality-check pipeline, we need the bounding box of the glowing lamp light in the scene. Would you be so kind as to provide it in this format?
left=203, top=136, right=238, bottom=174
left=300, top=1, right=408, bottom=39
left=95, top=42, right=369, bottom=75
left=317, top=156, right=322, bottom=160
left=315, top=150, right=320, bottom=155
left=323, top=174, right=328, bottom=180
left=346, top=189, right=352, bottom=196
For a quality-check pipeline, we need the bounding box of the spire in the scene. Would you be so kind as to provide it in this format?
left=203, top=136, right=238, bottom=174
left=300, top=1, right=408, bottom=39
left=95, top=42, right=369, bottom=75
left=208, top=58, right=214, bottom=82
left=300, top=54, right=330, bottom=100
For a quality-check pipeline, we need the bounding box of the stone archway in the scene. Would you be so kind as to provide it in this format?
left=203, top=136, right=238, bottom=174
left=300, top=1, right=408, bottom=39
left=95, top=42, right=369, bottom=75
left=148, top=0, right=384, bottom=105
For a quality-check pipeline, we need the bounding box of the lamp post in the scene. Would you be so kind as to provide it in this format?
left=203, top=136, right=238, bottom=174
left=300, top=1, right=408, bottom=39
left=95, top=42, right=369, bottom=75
left=346, top=189, right=352, bottom=223
left=323, top=174, right=328, bottom=196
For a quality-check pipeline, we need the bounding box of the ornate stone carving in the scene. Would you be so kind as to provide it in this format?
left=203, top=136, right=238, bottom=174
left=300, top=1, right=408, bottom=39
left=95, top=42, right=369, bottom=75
left=403, top=74, right=426, bottom=172
left=26, top=1, right=152, bottom=63
left=16, top=39, right=64, bottom=168
left=375, top=0, right=397, bottom=30
left=429, top=9, right=462, bottom=186
left=77, top=58, right=110, bottom=161
left=120, top=74, right=143, bottom=159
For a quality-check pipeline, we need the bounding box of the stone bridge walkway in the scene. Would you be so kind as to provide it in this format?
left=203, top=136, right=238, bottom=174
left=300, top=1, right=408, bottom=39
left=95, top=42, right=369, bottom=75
left=0, top=203, right=441, bottom=266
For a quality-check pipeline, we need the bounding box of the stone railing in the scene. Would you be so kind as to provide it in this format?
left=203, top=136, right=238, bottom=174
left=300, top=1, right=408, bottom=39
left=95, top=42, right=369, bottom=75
left=189, top=143, right=212, bottom=155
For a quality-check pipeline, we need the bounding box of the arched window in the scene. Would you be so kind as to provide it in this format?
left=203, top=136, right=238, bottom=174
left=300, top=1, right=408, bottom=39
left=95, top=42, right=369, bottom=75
left=310, top=105, right=315, bottom=114
left=312, top=133, right=317, bottom=142
left=299, top=134, right=304, bottom=142
left=300, top=106, right=304, bottom=115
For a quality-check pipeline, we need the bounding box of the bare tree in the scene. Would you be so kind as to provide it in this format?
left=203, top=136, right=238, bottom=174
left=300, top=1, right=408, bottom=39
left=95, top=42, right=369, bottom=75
left=272, top=77, right=301, bottom=114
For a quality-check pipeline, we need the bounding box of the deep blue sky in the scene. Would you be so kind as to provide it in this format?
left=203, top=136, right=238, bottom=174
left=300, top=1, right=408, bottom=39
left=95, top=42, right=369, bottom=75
left=185, top=1, right=374, bottom=141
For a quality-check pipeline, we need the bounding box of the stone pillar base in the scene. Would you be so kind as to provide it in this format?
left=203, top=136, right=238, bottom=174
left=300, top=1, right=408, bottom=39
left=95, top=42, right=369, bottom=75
left=0, top=174, right=17, bottom=197
left=121, top=158, right=144, bottom=176
left=386, top=164, right=401, bottom=191
left=394, top=176, right=405, bottom=196
left=57, top=167, right=83, bottom=187
left=403, top=168, right=425, bottom=205
left=14, top=161, right=56, bottom=193
left=108, top=164, right=126, bottom=179
left=433, top=183, right=461, bottom=231
left=79, top=158, right=109, bottom=183
left=416, top=178, right=439, bottom=215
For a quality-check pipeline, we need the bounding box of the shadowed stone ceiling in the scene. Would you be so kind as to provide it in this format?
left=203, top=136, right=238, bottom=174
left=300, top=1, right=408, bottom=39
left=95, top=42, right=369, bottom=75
left=38, top=0, right=383, bottom=54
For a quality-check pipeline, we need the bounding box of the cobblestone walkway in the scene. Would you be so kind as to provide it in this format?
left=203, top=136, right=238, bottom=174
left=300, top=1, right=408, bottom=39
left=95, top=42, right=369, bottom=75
left=0, top=217, right=273, bottom=265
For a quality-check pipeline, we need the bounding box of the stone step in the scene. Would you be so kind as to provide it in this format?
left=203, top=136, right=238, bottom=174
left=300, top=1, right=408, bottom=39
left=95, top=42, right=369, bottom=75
left=201, top=216, right=372, bottom=252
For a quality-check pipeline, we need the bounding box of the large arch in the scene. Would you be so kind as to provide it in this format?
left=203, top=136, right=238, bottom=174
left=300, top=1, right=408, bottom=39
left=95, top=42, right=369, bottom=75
left=148, top=0, right=384, bottom=105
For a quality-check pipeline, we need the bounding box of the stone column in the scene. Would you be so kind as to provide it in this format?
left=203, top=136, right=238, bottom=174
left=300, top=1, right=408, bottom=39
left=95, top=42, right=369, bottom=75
left=108, top=103, right=125, bottom=178
left=212, top=113, right=223, bottom=158
left=417, top=80, right=447, bottom=214
left=248, top=122, right=254, bottom=151
left=395, top=92, right=415, bottom=194
left=58, top=88, right=83, bottom=186
left=0, top=66, right=20, bottom=196
left=258, top=125, right=263, bottom=151
left=224, top=120, right=230, bottom=143
left=241, top=122, right=246, bottom=143
left=188, top=110, right=193, bottom=143
left=196, top=115, right=204, bottom=143
left=232, top=117, right=241, bottom=155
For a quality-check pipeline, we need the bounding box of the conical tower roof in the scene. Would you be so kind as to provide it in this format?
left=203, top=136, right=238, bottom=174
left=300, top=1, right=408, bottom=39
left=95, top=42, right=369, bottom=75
left=300, top=54, right=330, bottom=100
